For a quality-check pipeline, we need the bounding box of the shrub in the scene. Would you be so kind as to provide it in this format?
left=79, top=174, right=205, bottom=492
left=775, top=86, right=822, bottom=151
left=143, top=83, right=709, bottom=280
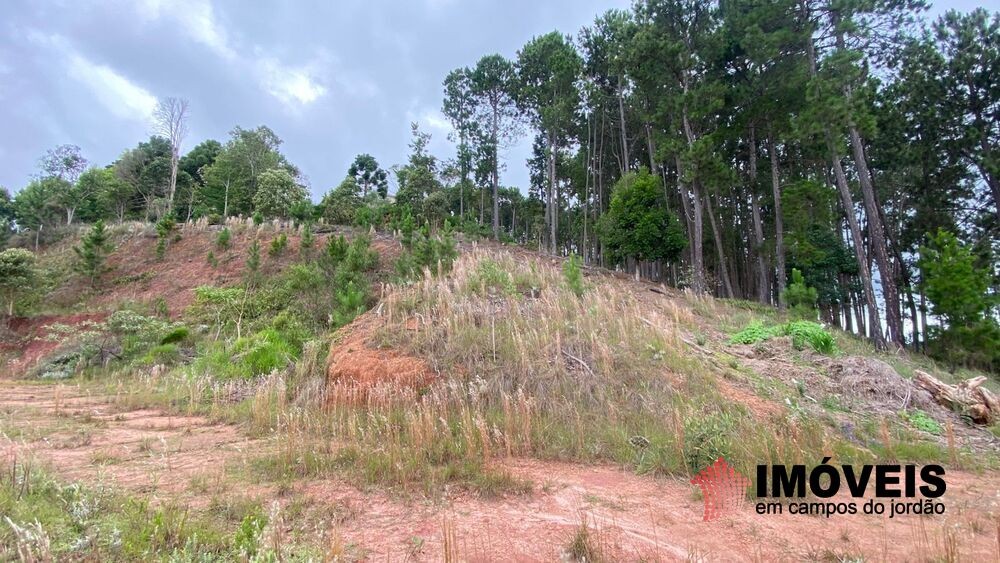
left=466, top=259, right=515, bottom=296
left=333, top=282, right=367, bottom=328
left=299, top=223, right=314, bottom=258
left=155, top=215, right=177, bottom=260
left=216, top=227, right=231, bottom=249
left=246, top=240, right=261, bottom=279
left=901, top=410, right=943, bottom=435
left=74, top=220, right=113, bottom=287
left=232, top=329, right=297, bottom=377
left=783, top=268, right=818, bottom=318
left=729, top=321, right=777, bottom=345
left=784, top=321, right=836, bottom=354
left=0, top=248, right=38, bottom=316
left=159, top=326, right=190, bottom=345
left=730, top=320, right=836, bottom=354
left=563, top=254, right=585, bottom=297
left=269, top=233, right=288, bottom=257
left=395, top=226, right=457, bottom=280
left=206, top=251, right=218, bottom=268
left=142, top=343, right=181, bottom=365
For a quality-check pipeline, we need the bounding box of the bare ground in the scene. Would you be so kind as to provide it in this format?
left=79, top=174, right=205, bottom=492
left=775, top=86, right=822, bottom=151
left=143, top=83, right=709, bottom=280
left=3, top=382, right=999, bottom=561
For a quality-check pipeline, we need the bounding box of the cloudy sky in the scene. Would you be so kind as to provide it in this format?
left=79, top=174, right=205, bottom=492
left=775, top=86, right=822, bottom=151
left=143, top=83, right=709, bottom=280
left=0, top=0, right=985, bottom=200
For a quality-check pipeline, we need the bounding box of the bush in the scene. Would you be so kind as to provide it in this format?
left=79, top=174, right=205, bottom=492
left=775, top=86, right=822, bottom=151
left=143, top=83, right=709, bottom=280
left=730, top=321, right=777, bottom=345
left=919, top=229, right=999, bottom=373
left=299, top=223, right=314, bottom=258
left=160, top=326, right=190, bottom=345
left=207, top=251, right=218, bottom=268
left=784, top=321, right=835, bottom=354
left=142, top=343, right=181, bottom=365
left=269, top=233, right=288, bottom=257
left=74, top=220, right=113, bottom=287
left=232, top=329, right=297, bottom=377
left=395, top=226, right=457, bottom=280
left=901, top=410, right=943, bottom=435
left=782, top=268, right=818, bottom=318
left=466, top=259, right=515, bottom=296
left=216, top=228, right=231, bottom=249
left=155, top=215, right=177, bottom=260
left=563, top=254, right=585, bottom=297
left=730, top=320, right=836, bottom=354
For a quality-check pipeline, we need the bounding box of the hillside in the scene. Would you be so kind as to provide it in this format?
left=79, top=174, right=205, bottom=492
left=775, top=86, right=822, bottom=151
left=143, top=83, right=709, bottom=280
left=1, top=224, right=999, bottom=561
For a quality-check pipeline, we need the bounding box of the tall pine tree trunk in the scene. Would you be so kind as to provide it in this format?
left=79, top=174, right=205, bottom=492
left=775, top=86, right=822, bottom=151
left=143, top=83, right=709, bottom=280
left=705, top=189, right=734, bottom=298
left=848, top=127, right=903, bottom=347
left=768, top=132, right=786, bottom=308
left=748, top=125, right=769, bottom=304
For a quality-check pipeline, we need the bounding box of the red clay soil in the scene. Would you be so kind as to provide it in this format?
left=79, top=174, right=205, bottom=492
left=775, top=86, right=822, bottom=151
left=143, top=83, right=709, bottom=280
left=96, top=226, right=294, bottom=316
left=326, top=312, right=435, bottom=393
left=3, top=382, right=999, bottom=561
left=95, top=226, right=401, bottom=317
left=0, top=313, right=107, bottom=378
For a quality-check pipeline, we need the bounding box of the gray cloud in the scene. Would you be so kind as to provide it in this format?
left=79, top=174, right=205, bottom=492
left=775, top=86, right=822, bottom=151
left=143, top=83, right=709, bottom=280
left=0, top=0, right=970, bottom=199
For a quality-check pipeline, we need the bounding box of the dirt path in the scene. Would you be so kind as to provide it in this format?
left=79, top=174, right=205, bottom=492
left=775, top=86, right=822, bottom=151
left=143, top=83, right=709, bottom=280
left=3, top=382, right=999, bottom=561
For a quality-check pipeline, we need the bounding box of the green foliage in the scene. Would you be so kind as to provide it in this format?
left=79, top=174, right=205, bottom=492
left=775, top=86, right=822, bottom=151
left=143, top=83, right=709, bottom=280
left=395, top=225, right=458, bottom=280
left=74, top=220, right=113, bottom=287
left=141, top=343, right=181, bottom=365
left=322, top=234, right=349, bottom=272
left=729, top=321, right=777, bottom=345
left=784, top=321, right=836, bottom=354
left=683, top=412, right=735, bottom=473
left=159, top=326, right=189, bottom=345
left=233, top=512, right=267, bottom=559
left=246, top=240, right=261, bottom=279
left=216, top=227, right=231, bottom=249
left=154, top=215, right=176, bottom=260
left=106, top=310, right=183, bottom=358
left=901, top=410, right=943, bottom=435
left=253, top=168, right=307, bottom=220
left=269, top=233, right=288, bottom=257
left=782, top=268, right=818, bottom=318
left=299, top=223, right=314, bottom=258
left=399, top=211, right=416, bottom=248
left=232, top=328, right=297, bottom=377
left=252, top=211, right=263, bottom=226
left=332, top=282, right=367, bottom=328
left=0, top=248, right=38, bottom=316
left=206, top=250, right=218, bottom=268
left=320, top=176, right=361, bottom=225
left=919, top=229, right=999, bottom=372
left=599, top=169, right=687, bottom=266
left=730, top=320, right=836, bottom=355
left=466, top=259, right=515, bottom=296
left=563, top=254, right=585, bottom=297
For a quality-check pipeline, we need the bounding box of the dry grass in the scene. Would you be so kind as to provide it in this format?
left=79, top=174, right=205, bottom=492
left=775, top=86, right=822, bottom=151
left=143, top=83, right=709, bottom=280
left=95, top=246, right=882, bottom=496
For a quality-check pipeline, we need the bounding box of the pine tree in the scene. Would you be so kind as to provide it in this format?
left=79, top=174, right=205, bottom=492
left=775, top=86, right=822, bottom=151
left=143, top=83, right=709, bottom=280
left=74, top=220, right=113, bottom=287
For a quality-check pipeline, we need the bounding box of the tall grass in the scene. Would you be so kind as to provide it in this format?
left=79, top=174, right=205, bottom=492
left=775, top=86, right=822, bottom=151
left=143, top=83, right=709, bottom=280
left=106, top=247, right=874, bottom=495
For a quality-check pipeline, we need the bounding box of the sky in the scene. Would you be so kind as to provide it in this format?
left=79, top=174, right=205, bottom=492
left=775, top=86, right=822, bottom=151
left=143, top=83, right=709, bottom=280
left=0, top=0, right=988, bottom=201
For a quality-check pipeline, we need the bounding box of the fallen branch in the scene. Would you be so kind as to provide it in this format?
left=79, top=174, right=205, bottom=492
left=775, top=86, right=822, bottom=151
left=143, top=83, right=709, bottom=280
left=913, top=370, right=999, bottom=425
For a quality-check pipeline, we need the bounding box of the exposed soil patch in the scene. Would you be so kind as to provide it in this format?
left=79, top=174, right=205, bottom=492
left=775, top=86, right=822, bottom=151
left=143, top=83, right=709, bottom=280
left=326, top=312, right=436, bottom=394
left=0, top=313, right=107, bottom=378
left=3, top=382, right=999, bottom=561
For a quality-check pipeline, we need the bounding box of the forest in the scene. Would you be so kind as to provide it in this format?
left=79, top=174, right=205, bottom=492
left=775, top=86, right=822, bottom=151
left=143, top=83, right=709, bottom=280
left=2, top=0, right=998, bottom=372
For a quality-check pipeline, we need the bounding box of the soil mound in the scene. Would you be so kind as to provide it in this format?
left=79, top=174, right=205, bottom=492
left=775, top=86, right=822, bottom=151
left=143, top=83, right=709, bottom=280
left=325, top=313, right=435, bottom=396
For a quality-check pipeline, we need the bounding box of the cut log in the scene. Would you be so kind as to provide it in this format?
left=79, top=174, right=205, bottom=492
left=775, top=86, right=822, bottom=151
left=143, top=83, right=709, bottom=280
left=913, top=370, right=999, bottom=425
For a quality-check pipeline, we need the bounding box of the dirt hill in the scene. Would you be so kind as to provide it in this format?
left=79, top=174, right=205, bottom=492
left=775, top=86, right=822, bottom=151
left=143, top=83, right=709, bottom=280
left=1, top=224, right=999, bottom=561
